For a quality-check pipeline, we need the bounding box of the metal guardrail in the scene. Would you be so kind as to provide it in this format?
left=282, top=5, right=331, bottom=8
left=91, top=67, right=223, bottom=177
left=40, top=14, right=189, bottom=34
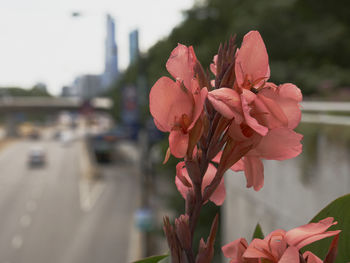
left=301, top=101, right=350, bottom=113
left=301, top=101, right=350, bottom=126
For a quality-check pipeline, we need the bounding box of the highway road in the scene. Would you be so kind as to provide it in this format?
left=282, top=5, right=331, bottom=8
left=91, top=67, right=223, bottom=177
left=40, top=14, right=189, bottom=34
left=0, top=137, right=140, bottom=263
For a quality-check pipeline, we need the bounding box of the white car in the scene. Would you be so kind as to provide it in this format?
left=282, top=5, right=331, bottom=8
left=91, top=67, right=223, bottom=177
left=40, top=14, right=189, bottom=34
left=28, top=146, right=46, bottom=167
left=60, top=131, right=74, bottom=146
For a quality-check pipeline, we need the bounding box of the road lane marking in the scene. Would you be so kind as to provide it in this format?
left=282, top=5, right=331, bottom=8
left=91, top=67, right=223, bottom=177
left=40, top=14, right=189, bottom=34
left=11, top=235, right=23, bottom=249
left=79, top=180, right=105, bottom=212
left=26, top=200, right=37, bottom=212
left=20, top=214, right=32, bottom=228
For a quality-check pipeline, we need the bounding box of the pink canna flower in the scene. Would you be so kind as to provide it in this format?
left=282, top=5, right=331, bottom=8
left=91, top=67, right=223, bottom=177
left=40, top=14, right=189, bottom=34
left=222, top=218, right=341, bottom=263
left=149, top=44, right=208, bottom=158
left=235, top=30, right=270, bottom=90
left=208, top=30, right=303, bottom=191
left=209, top=30, right=302, bottom=131
left=175, top=162, right=226, bottom=206
left=243, top=230, right=295, bottom=262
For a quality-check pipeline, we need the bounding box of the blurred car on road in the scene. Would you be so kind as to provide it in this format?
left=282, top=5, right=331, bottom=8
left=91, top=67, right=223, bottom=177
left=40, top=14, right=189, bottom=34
left=52, top=130, right=62, bottom=140
left=28, top=129, right=41, bottom=140
left=28, top=146, right=46, bottom=167
left=90, top=126, right=130, bottom=163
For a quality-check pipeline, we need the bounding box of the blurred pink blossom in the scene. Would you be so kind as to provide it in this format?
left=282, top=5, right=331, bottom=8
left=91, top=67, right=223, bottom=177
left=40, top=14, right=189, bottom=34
left=222, top=217, right=340, bottom=263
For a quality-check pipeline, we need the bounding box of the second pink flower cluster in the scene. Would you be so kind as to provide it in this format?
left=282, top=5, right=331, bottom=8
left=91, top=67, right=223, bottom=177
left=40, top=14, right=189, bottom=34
left=223, top=217, right=340, bottom=263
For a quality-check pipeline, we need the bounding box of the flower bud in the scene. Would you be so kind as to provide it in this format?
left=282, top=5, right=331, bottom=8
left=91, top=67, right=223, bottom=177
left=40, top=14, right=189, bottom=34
left=175, top=214, right=192, bottom=250
left=163, top=216, right=182, bottom=263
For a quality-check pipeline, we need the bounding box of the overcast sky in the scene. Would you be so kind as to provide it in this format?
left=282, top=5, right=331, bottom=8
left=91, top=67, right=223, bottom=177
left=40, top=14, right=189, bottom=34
left=0, top=0, right=194, bottom=95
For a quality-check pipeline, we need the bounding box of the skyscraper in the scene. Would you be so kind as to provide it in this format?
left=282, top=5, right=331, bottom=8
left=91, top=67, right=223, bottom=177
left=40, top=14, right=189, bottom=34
left=129, top=29, right=139, bottom=64
left=102, top=14, right=119, bottom=90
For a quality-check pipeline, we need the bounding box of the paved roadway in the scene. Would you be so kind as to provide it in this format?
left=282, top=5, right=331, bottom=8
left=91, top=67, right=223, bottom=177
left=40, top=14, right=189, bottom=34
left=0, top=137, right=140, bottom=263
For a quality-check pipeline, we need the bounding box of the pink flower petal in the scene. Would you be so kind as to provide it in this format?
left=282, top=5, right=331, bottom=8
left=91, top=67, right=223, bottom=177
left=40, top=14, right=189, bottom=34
left=268, top=232, right=288, bottom=260
left=188, top=81, right=208, bottom=131
left=264, top=229, right=287, bottom=240
left=242, top=89, right=256, bottom=104
left=253, top=128, right=303, bottom=160
left=201, top=163, right=216, bottom=190
left=257, top=84, right=302, bottom=129
left=149, top=77, right=193, bottom=130
left=241, top=94, right=268, bottom=136
left=210, top=55, right=218, bottom=76
left=303, top=251, right=323, bottom=263
left=212, top=151, right=222, bottom=163
left=235, top=31, right=270, bottom=88
left=209, top=177, right=226, bottom=206
left=254, top=92, right=289, bottom=129
left=175, top=175, right=191, bottom=200
left=277, top=84, right=302, bottom=129
left=153, top=119, right=168, bottom=132
left=175, top=162, right=192, bottom=200
left=294, top=230, right=341, bottom=250
left=278, top=246, right=299, bottom=263
left=169, top=129, right=189, bottom=158
left=222, top=238, right=248, bottom=263
left=208, top=88, right=242, bottom=121
left=285, top=217, right=340, bottom=249
left=278, top=83, right=302, bottom=102
left=243, top=156, right=264, bottom=191
left=231, top=159, right=245, bottom=171
left=244, top=239, right=273, bottom=261
left=176, top=161, right=192, bottom=187
left=201, top=164, right=226, bottom=206
left=228, top=121, right=250, bottom=141
left=212, top=151, right=245, bottom=172
left=166, top=44, right=197, bottom=89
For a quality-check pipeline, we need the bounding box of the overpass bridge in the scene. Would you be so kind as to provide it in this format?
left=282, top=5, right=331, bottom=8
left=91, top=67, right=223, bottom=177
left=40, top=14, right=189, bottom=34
left=0, top=97, right=112, bottom=113
left=0, top=97, right=113, bottom=136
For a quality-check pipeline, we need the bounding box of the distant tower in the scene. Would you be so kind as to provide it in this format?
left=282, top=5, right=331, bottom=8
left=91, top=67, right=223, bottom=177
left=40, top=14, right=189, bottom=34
left=129, top=29, right=139, bottom=64
left=102, top=14, right=119, bottom=89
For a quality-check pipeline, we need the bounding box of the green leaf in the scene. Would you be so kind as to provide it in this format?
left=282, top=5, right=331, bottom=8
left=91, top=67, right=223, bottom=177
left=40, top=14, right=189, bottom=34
left=252, top=223, right=264, bottom=240
left=302, top=194, right=350, bottom=263
left=133, top=254, right=169, bottom=263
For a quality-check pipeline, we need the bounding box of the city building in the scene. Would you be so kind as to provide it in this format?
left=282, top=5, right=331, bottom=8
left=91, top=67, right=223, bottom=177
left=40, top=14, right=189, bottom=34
left=61, top=86, right=74, bottom=97
left=102, top=14, right=119, bottom=90
left=129, top=29, right=139, bottom=64
left=74, top=74, right=102, bottom=100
